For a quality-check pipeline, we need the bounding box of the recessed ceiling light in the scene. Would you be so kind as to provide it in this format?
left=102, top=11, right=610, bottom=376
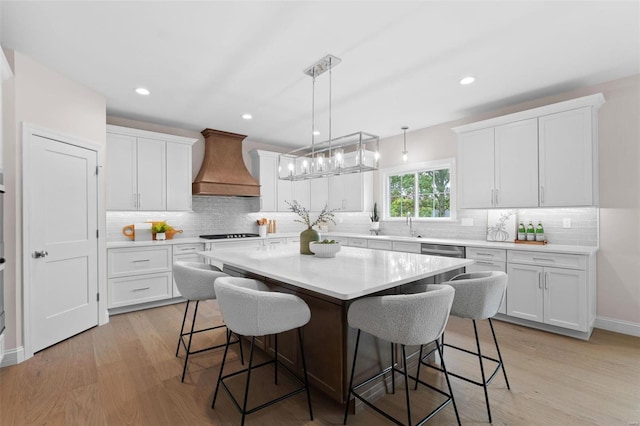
left=242, top=113, right=253, bottom=120
left=135, top=87, right=150, bottom=95
left=459, top=76, right=475, bottom=85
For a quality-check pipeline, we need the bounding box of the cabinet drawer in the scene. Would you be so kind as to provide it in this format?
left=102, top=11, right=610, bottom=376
left=211, top=240, right=263, bottom=250
left=466, top=247, right=507, bottom=261
left=108, top=272, right=172, bottom=308
left=466, top=260, right=506, bottom=272
left=172, top=243, right=204, bottom=256
left=266, top=238, right=287, bottom=246
left=348, top=238, right=368, bottom=248
left=392, top=241, right=421, bottom=254
left=108, top=246, right=172, bottom=278
left=368, top=240, right=393, bottom=250
left=507, top=250, right=586, bottom=270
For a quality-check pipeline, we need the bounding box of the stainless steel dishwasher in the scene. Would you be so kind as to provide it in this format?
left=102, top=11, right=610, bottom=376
left=420, top=243, right=466, bottom=284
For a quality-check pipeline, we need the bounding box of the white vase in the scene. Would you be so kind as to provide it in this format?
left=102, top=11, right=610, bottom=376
left=156, top=232, right=166, bottom=241
left=371, top=222, right=380, bottom=230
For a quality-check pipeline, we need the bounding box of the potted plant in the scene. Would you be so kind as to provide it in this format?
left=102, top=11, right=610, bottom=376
left=151, top=222, right=171, bottom=241
left=370, top=202, right=380, bottom=230
left=286, top=200, right=338, bottom=254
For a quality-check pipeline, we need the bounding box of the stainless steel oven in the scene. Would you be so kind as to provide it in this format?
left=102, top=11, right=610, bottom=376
left=0, top=170, right=5, bottom=335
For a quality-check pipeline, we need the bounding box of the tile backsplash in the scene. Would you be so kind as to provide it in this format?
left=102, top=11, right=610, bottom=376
left=106, top=197, right=598, bottom=247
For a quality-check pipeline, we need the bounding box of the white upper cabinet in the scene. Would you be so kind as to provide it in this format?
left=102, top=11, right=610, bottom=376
left=539, top=107, right=595, bottom=207
left=457, top=127, right=495, bottom=208
left=250, top=150, right=278, bottom=212
left=309, top=177, right=329, bottom=211
left=454, top=93, right=604, bottom=209
left=458, top=119, right=538, bottom=209
left=106, top=125, right=196, bottom=211
left=328, top=172, right=373, bottom=212
left=166, top=142, right=193, bottom=210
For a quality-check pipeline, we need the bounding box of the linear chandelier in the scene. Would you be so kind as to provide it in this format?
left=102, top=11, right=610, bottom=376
left=278, top=54, right=380, bottom=181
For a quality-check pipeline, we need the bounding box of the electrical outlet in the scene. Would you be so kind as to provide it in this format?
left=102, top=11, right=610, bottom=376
left=563, top=218, right=572, bottom=228
left=461, top=218, right=473, bottom=227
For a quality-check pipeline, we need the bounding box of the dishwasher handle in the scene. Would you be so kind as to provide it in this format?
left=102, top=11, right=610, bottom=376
left=420, top=245, right=465, bottom=258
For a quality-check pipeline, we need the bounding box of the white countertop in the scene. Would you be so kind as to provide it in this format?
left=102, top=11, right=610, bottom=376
left=106, top=232, right=597, bottom=255
left=198, top=244, right=473, bottom=300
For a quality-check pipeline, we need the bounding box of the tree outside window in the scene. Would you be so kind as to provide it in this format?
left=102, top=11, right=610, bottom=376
left=388, top=168, right=450, bottom=218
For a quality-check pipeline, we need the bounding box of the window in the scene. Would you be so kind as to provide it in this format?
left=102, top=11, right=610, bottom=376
left=383, top=159, right=455, bottom=220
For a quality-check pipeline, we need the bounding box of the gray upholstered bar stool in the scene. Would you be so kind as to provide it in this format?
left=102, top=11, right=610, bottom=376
left=212, top=277, right=313, bottom=426
left=415, top=271, right=510, bottom=423
left=344, top=284, right=460, bottom=426
left=173, top=261, right=243, bottom=382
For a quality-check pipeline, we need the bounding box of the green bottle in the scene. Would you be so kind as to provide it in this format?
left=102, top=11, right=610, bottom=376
left=536, top=221, right=545, bottom=242
left=517, top=222, right=526, bottom=241
left=526, top=221, right=535, bottom=241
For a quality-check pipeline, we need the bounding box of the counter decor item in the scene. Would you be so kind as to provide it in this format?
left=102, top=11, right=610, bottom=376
left=286, top=200, right=337, bottom=254
left=152, top=222, right=170, bottom=241
left=370, top=202, right=380, bottom=230
left=487, top=210, right=516, bottom=242
left=309, top=240, right=341, bottom=258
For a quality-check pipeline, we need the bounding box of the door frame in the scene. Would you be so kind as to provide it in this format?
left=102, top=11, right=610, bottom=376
left=22, top=123, right=106, bottom=360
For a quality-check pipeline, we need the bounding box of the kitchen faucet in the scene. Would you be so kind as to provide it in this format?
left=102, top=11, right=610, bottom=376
left=406, top=214, right=418, bottom=237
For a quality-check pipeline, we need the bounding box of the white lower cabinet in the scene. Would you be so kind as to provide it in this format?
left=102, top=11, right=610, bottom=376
left=367, top=239, right=393, bottom=250
left=465, top=247, right=507, bottom=314
left=172, top=243, right=205, bottom=297
left=392, top=241, right=421, bottom=253
left=347, top=237, right=368, bottom=248
left=107, top=245, right=172, bottom=309
left=506, top=250, right=590, bottom=333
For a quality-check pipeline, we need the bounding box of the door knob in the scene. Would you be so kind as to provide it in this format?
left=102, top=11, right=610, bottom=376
left=33, top=250, right=48, bottom=258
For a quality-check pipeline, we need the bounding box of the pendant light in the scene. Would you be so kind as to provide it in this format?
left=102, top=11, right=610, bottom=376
left=401, top=126, right=409, bottom=163
left=278, top=54, right=380, bottom=180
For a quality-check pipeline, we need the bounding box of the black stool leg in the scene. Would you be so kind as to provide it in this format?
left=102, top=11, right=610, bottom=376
left=237, top=332, right=245, bottom=365
left=473, top=319, right=492, bottom=423
left=176, top=300, right=190, bottom=356
left=391, top=342, right=396, bottom=394
left=437, top=340, right=461, bottom=426
left=181, top=300, right=200, bottom=382
left=414, top=344, right=424, bottom=390
left=240, top=337, right=256, bottom=426
left=489, top=318, right=510, bottom=389
left=274, top=334, right=279, bottom=385
left=343, top=329, right=361, bottom=425
left=212, top=329, right=232, bottom=409
left=298, top=328, right=313, bottom=420
left=401, top=344, right=412, bottom=426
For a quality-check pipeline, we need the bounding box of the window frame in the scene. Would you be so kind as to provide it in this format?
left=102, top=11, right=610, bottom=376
left=380, top=158, right=456, bottom=221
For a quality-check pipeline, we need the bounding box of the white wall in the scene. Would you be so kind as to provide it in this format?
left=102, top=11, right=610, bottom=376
left=2, top=49, right=106, bottom=354
left=377, top=74, right=640, bottom=328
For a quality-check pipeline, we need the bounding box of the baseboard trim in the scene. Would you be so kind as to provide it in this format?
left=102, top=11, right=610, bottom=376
left=1, top=345, right=25, bottom=367
left=595, top=316, right=640, bottom=337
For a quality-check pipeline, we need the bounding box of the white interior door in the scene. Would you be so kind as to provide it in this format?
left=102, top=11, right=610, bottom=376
left=26, top=133, right=98, bottom=353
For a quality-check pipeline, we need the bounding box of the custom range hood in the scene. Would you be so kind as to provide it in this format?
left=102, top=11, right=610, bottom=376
left=192, top=128, right=260, bottom=196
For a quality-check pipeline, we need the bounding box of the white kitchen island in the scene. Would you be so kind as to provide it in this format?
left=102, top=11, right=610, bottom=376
left=199, top=244, right=473, bottom=404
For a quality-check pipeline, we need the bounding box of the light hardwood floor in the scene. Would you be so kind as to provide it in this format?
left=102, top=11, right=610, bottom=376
left=1, top=300, right=638, bottom=425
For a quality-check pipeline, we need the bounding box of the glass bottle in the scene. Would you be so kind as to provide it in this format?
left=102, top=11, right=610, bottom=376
left=536, top=221, right=545, bottom=242
left=526, top=221, right=535, bottom=241
left=517, top=222, right=526, bottom=241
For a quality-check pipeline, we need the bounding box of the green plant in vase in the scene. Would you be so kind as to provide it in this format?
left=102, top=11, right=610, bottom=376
left=370, top=202, right=380, bottom=230
left=151, top=222, right=171, bottom=240
left=286, top=200, right=338, bottom=254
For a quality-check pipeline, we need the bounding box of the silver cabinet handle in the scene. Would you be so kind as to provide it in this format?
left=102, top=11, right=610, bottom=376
left=475, top=261, right=495, bottom=266
left=179, top=247, right=197, bottom=252
left=476, top=252, right=494, bottom=257
left=132, top=287, right=150, bottom=292
left=132, top=259, right=150, bottom=263
left=533, top=257, right=554, bottom=263
left=490, top=189, right=494, bottom=206
left=540, top=186, right=545, bottom=204
left=495, top=188, right=499, bottom=205
left=33, top=250, right=48, bottom=258
left=538, top=272, right=543, bottom=289
left=545, top=272, right=549, bottom=290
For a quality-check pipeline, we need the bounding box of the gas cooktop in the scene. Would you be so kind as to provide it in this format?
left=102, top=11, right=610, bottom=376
left=199, top=233, right=260, bottom=240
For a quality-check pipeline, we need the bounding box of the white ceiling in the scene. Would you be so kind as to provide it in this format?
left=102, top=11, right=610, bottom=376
left=2, top=1, right=638, bottom=148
